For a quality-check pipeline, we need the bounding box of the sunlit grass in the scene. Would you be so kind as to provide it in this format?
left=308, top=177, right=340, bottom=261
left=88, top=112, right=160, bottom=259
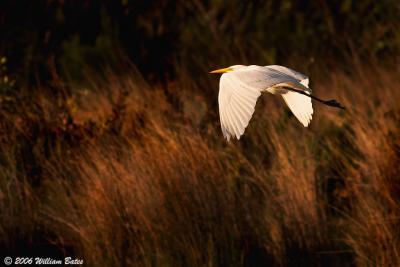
left=0, top=59, right=399, bottom=266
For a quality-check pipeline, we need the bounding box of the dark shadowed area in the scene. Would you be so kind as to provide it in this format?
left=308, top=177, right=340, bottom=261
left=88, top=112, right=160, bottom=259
left=0, top=1, right=399, bottom=266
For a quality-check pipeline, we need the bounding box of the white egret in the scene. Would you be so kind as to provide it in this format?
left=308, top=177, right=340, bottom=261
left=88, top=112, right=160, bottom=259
left=210, top=65, right=344, bottom=140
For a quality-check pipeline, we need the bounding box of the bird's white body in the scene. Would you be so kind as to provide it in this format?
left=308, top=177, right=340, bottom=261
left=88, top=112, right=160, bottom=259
left=213, top=65, right=313, bottom=140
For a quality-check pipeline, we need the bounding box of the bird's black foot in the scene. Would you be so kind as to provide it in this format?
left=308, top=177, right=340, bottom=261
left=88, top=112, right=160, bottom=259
left=323, top=99, right=346, bottom=109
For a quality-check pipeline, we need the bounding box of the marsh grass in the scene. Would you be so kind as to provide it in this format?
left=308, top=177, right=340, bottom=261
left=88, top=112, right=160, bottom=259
left=0, top=59, right=399, bottom=266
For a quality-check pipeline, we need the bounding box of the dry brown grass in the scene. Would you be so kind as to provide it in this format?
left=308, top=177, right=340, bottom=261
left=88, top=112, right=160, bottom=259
left=0, top=59, right=399, bottom=266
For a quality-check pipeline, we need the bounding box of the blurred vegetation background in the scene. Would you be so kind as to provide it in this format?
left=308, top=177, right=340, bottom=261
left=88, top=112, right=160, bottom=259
left=1, top=1, right=400, bottom=267
left=0, top=0, right=399, bottom=86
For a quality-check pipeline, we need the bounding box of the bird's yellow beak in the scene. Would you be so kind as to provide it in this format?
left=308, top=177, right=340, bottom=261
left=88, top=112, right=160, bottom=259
left=209, top=67, right=232, bottom=74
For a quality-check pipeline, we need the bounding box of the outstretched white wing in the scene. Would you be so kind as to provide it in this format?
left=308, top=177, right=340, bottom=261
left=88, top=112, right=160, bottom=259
left=218, top=66, right=309, bottom=140
left=265, top=66, right=313, bottom=126
left=218, top=73, right=261, bottom=141
left=281, top=90, right=313, bottom=127
left=265, top=65, right=309, bottom=87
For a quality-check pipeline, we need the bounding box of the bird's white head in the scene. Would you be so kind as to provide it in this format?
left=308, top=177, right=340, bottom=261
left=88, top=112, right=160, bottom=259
left=209, top=65, right=245, bottom=74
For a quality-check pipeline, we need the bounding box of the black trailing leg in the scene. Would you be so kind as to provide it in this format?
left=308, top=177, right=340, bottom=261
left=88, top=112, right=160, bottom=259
left=283, top=86, right=345, bottom=110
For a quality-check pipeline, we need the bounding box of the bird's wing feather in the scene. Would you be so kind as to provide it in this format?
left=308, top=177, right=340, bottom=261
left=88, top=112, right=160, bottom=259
left=218, top=67, right=304, bottom=140
left=281, top=91, right=313, bottom=127
left=265, top=65, right=309, bottom=88
left=263, top=66, right=313, bottom=127
left=218, top=73, right=261, bottom=140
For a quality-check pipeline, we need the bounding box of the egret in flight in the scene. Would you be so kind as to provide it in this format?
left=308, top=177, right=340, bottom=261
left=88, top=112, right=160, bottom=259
left=210, top=65, right=344, bottom=140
